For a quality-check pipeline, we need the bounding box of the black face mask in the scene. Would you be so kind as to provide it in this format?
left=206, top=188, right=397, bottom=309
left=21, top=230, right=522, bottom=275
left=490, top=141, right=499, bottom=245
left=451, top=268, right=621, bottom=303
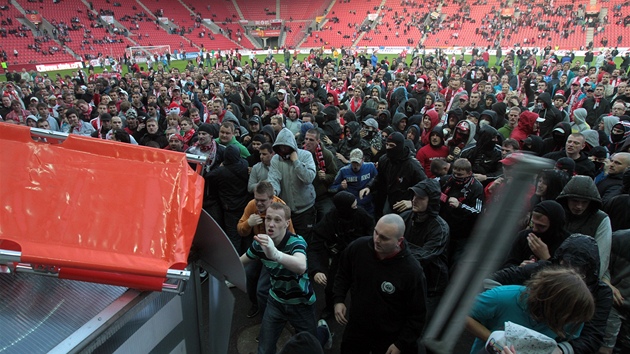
left=593, top=161, right=604, bottom=171
left=611, top=132, right=624, bottom=143
left=453, top=175, right=471, bottom=184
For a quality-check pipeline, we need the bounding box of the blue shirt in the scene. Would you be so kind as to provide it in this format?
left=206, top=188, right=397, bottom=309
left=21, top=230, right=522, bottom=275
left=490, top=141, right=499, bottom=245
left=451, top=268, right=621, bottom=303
left=469, top=285, right=582, bottom=354
left=329, top=162, right=377, bottom=211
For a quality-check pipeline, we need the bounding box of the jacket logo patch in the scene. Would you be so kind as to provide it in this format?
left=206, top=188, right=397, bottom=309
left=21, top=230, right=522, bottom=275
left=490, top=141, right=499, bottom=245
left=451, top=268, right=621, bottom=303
left=381, top=281, right=395, bottom=294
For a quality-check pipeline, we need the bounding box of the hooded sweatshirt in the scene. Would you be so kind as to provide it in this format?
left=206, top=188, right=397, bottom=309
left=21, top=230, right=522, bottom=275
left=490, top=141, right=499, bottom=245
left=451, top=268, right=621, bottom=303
left=392, top=112, right=409, bottom=134
left=268, top=128, right=317, bottom=213
left=416, top=126, right=449, bottom=178
left=503, top=200, right=569, bottom=268
left=206, top=144, right=251, bottom=212
left=400, top=179, right=450, bottom=296
left=541, top=121, right=572, bottom=155
left=607, top=121, right=630, bottom=153
left=556, top=176, right=612, bottom=277
left=420, top=109, right=440, bottom=146
left=490, top=234, right=613, bottom=354
left=571, top=108, right=590, bottom=133
left=535, top=92, right=563, bottom=138
left=286, top=105, right=302, bottom=136
left=511, top=111, right=538, bottom=148
left=367, top=132, right=427, bottom=213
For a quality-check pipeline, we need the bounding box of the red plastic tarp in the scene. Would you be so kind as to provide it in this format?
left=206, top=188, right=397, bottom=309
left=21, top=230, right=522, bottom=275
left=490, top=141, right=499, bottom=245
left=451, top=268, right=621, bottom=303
left=0, top=124, right=203, bottom=285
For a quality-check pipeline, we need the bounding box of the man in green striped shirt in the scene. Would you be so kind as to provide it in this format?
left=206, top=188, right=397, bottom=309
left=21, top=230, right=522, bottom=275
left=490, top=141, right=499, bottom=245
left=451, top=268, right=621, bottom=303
left=240, top=202, right=331, bottom=353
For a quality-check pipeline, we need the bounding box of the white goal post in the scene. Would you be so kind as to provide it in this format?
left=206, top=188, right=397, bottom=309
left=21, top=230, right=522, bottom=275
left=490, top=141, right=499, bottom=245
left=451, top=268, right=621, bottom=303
left=126, top=45, right=171, bottom=63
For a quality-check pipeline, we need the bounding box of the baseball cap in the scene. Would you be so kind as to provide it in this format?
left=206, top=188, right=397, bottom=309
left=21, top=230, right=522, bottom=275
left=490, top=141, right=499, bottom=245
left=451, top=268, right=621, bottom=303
left=277, top=89, right=287, bottom=95
left=363, top=117, right=378, bottom=129
left=409, top=181, right=430, bottom=198
left=349, top=149, right=363, bottom=163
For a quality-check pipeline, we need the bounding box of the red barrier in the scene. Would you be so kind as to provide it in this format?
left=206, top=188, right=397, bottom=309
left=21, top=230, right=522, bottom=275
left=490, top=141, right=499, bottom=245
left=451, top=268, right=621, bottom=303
left=0, top=124, right=203, bottom=286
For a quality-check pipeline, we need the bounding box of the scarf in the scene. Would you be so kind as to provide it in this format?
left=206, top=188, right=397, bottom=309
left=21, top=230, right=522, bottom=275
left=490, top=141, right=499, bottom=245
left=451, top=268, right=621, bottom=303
left=350, top=97, right=362, bottom=113
left=183, top=128, right=195, bottom=144
left=593, top=95, right=603, bottom=109
left=315, top=143, right=326, bottom=173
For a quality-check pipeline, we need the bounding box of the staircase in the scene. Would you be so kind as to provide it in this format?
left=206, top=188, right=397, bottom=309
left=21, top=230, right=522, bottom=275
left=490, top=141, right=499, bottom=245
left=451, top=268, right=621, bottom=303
left=352, top=0, right=388, bottom=47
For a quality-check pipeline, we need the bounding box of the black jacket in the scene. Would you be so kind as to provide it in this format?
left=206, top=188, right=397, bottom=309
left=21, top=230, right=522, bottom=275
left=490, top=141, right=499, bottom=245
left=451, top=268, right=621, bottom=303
left=489, top=235, right=613, bottom=354
left=543, top=150, right=596, bottom=178
left=367, top=146, right=427, bottom=213
left=534, top=92, right=564, bottom=138
left=308, top=206, right=374, bottom=277
left=400, top=179, right=450, bottom=296
left=438, top=174, right=484, bottom=239
left=333, top=236, right=427, bottom=352
left=206, top=145, right=251, bottom=212
left=503, top=200, right=569, bottom=268
left=460, top=125, right=503, bottom=176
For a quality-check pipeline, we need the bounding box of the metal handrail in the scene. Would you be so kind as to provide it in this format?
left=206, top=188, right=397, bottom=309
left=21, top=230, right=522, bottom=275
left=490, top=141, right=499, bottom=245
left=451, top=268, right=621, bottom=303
left=27, top=127, right=207, bottom=165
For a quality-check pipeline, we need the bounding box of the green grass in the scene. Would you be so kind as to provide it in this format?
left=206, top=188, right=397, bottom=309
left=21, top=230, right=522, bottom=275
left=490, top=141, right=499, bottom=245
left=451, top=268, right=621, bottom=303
left=5, top=53, right=626, bottom=82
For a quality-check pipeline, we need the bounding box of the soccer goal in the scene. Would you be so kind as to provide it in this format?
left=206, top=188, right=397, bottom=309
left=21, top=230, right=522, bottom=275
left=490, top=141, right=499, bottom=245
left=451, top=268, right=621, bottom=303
left=126, top=45, right=171, bottom=63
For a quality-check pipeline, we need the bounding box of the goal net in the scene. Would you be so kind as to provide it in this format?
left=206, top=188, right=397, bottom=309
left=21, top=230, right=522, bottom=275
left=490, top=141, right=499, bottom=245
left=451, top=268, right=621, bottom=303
left=126, top=45, right=171, bottom=63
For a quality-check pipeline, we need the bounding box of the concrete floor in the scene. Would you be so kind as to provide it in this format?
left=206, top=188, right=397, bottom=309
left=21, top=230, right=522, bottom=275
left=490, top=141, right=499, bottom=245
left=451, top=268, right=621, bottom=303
left=226, top=282, right=475, bottom=354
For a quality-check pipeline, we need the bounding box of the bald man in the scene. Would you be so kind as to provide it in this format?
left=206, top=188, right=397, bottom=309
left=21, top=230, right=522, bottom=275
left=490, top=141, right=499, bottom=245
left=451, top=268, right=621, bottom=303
left=333, top=214, right=428, bottom=354
left=597, top=152, right=630, bottom=204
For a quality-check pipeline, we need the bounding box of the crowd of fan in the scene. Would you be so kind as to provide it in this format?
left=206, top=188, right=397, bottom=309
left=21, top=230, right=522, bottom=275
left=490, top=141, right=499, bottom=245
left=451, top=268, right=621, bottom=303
left=2, top=45, right=630, bottom=354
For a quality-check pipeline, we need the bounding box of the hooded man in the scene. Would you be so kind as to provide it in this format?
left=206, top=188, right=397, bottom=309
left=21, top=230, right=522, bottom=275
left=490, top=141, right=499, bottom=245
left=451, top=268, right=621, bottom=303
left=534, top=92, right=563, bottom=138
left=541, top=121, right=572, bottom=155
left=446, top=120, right=477, bottom=161
left=308, top=191, right=374, bottom=319
left=503, top=200, right=569, bottom=268
left=207, top=145, right=250, bottom=254
left=391, top=112, right=409, bottom=135
left=336, top=121, right=372, bottom=165
left=607, top=121, right=630, bottom=154
left=419, top=109, right=440, bottom=147
left=571, top=107, right=590, bottom=133
left=460, top=125, right=503, bottom=183
left=310, top=77, right=328, bottom=102
left=401, top=179, right=450, bottom=321
left=556, top=175, right=612, bottom=277
left=510, top=111, right=538, bottom=148
left=416, top=126, right=449, bottom=178
left=361, top=132, right=427, bottom=218
left=322, top=105, right=343, bottom=145
left=488, top=234, right=613, bottom=354
left=268, top=128, right=317, bottom=240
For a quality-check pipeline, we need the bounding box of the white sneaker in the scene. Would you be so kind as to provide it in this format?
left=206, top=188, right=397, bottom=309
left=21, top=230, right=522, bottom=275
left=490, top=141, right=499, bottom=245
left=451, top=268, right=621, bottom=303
left=225, top=280, right=236, bottom=288
left=318, top=319, right=333, bottom=349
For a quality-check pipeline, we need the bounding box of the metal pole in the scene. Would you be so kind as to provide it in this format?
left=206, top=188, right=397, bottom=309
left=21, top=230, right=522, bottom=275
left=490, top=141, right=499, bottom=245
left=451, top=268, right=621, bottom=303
left=28, top=127, right=207, bottom=165
left=423, top=154, right=552, bottom=353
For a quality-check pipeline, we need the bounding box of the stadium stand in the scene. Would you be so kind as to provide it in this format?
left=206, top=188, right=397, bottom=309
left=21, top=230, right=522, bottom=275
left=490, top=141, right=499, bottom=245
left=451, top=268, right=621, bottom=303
left=14, top=0, right=132, bottom=59
left=3, top=0, right=630, bottom=67
left=0, top=3, right=75, bottom=65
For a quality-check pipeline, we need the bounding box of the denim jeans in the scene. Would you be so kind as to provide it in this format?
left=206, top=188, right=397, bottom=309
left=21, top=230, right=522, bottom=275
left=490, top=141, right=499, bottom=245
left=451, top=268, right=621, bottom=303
left=258, top=297, right=317, bottom=354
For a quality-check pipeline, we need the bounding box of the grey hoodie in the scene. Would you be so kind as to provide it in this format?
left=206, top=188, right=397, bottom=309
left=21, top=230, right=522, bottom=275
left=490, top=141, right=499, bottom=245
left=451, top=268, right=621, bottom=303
left=571, top=108, right=589, bottom=133
left=268, top=128, right=317, bottom=214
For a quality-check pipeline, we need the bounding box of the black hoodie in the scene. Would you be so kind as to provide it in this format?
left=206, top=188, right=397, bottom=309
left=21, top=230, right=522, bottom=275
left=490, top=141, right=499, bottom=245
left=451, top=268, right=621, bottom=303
left=534, top=92, right=563, bottom=138
left=310, top=77, right=328, bottom=102
left=206, top=144, right=251, bottom=212
left=541, top=122, right=572, bottom=155
left=400, top=179, right=450, bottom=296
left=503, top=200, right=569, bottom=268
left=489, top=234, right=613, bottom=354
left=367, top=132, right=427, bottom=216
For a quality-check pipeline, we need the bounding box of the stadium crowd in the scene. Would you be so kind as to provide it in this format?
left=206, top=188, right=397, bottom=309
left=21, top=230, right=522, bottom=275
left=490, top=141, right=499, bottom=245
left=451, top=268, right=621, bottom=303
left=2, top=45, right=630, bottom=354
